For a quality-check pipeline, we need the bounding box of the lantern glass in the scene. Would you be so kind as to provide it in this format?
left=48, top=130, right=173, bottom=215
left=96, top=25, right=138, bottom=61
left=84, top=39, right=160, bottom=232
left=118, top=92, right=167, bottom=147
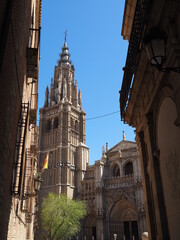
left=34, top=178, right=38, bottom=191
left=144, top=27, right=180, bottom=73
left=146, top=39, right=166, bottom=67
left=37, top=180, right=41, bottom=190
left=34, top=175, right=42, bottom=191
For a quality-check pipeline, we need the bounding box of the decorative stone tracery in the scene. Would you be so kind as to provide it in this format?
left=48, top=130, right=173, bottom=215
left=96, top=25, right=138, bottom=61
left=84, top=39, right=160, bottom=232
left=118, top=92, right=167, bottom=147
left=80, top=140, right=146, bottom=240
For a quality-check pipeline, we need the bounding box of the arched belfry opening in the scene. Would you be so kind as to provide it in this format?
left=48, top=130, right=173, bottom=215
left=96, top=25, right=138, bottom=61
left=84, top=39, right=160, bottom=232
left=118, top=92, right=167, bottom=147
left=124, top=162, right=133, bottom=176
left=54, top=117, right=58, bottom=129
left=113, top=164, right=120, bottom=177
left=46, top=119, right=51, bottom=131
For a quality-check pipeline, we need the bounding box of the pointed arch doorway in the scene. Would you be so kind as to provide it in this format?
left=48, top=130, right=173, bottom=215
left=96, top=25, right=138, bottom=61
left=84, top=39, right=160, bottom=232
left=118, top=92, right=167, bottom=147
left=109, top=200, right=139, bottom=240
left=83, top=214, right=97, bottom=240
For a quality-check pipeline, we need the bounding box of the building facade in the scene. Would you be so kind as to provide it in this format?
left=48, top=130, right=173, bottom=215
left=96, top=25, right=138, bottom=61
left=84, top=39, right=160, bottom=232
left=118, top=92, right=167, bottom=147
left=120, top=0, right=180, bottom=239
left=0, top=0, right=41, bottom=239
left=35, top=37, right=89, bottom=239
left=36, top=37, right=146, bottom=240
left=80, top=138, right=146, bottom=240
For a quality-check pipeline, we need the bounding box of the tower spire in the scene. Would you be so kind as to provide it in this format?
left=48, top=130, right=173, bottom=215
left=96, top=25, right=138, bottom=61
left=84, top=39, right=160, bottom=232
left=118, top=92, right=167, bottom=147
left=59, top=31, right=71, bottom=65
left=64, top=30, right=67, bottom=47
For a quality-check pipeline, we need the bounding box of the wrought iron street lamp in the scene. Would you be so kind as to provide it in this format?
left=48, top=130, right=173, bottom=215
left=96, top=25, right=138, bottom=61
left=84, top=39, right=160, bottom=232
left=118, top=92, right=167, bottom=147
left=143, top=27, right=180, bottom=73
left=34, top=173, right=43, bottom=191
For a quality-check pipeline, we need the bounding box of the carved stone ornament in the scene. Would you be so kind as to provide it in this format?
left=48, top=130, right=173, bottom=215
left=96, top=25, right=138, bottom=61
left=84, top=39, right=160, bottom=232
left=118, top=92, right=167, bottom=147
left=105, top=189, right=126, bottom=206
left=122, top=208, right=136, bottom=221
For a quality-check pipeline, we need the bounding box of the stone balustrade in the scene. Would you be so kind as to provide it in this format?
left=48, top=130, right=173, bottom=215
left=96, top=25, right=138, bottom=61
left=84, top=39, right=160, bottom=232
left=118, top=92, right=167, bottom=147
left=104, top=175, right=135, bottom=189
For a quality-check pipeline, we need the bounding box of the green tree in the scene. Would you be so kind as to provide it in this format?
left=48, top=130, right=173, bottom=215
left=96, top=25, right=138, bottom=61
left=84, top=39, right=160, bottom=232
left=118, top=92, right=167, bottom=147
left=41, top=193, right=87, bottom=240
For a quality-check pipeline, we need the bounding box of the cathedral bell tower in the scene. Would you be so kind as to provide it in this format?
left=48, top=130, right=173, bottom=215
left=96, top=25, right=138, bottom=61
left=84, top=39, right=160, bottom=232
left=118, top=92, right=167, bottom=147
left=38, top=35, right=89, bottom=200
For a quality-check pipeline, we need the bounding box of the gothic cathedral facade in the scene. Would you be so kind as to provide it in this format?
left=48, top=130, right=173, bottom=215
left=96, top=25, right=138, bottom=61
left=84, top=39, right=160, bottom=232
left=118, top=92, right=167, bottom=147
left=36, top=37, right=146, bottom=240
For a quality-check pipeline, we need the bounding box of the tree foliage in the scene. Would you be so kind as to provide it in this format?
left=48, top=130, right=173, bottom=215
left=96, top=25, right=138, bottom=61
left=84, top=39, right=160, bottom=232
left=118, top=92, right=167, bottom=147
left=41, top=193, right=87, bottom=240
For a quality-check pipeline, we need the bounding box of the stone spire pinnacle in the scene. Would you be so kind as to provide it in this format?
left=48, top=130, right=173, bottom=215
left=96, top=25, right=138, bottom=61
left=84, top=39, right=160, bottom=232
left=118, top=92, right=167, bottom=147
left=64, top=31, right=67, bottom=48
left=78, top=89, right=82, bottom=108
left=59, top=32, right=71, bottom=65
left=44, top=86, right=49, bottom=107
left=102, top=146, right=106, bottom=158
left=123, top=131, right=125, bottom=140
left=106, top=142, right=108, bottom=153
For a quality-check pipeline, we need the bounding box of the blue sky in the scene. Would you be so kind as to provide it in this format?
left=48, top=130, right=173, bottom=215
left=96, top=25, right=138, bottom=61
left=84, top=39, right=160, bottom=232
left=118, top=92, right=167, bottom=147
left=38, top=0, right=135, bottom=164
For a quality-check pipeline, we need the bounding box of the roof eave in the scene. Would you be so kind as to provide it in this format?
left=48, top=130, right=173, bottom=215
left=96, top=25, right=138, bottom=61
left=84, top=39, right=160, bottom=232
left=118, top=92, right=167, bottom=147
left=121, top=0, right=137, bottom=40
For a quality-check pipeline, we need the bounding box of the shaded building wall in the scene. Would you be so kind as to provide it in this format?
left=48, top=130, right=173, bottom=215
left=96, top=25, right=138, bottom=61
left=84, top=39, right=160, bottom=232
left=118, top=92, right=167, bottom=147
left=120, top=0, right=180, bottom=239
left=0, top=1, right=31, bottom=239
left=0, top=0, right=41, bottom=239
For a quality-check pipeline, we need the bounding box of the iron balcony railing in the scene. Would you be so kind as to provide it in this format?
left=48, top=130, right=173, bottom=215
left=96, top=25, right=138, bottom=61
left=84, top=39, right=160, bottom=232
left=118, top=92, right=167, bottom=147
left=120, top=0, right=152, bottom=121
left=21, top=148, right=32, bottom=212
left=11, top=102, right=29, bottom=196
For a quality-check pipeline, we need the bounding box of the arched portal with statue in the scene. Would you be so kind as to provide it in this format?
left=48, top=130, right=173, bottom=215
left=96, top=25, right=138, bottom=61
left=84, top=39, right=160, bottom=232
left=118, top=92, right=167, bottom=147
left=80, top=139, right=147, bottom=240
left=107, top=199, right=139, bottom=240
left=82, top=214, right=97, bottom=240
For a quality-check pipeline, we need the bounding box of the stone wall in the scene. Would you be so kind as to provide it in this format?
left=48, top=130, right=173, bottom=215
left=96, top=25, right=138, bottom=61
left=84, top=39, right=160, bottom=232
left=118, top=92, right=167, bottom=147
left=0, top=0, right=41, bottom=239
left=0, top=1, right=31, bottom=238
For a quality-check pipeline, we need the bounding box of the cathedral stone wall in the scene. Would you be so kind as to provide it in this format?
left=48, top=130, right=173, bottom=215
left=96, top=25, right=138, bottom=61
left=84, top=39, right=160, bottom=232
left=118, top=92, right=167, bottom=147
left=80, top=140, right=147, bottom=240
left=35, top=37, right=89, bottom=239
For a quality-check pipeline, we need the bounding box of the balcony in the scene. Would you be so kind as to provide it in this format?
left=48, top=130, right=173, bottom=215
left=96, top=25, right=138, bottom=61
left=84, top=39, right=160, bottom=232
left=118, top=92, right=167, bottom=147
left=29, top=93, right=38, bottom=125
left=27, top=28, right=40, bottom=79
left=22, top=149, right=33, bottom=199
left=27, top=48, right=38, bottom=79
left=11, top=103, right=29, bottom=196
left=120, top=0, right=151, bottom=121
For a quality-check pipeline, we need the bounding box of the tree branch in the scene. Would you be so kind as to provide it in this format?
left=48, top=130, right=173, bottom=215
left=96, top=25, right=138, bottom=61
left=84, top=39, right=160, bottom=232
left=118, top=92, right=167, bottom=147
left=52, top=214, right=65, bottom=239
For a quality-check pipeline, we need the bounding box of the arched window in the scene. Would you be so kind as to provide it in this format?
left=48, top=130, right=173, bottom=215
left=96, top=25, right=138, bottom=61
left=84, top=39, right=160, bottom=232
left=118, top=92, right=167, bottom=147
left=75, top=120, right=79, bottom=131
left=125, top=162, right=133, bottom=176
left=71, top=118, right=75, bottom=130
left=54, top=117, right=58, bottom=129
left=113, top=164, right=120, bottom=177
left=46, top=119, right=51, bottom=131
